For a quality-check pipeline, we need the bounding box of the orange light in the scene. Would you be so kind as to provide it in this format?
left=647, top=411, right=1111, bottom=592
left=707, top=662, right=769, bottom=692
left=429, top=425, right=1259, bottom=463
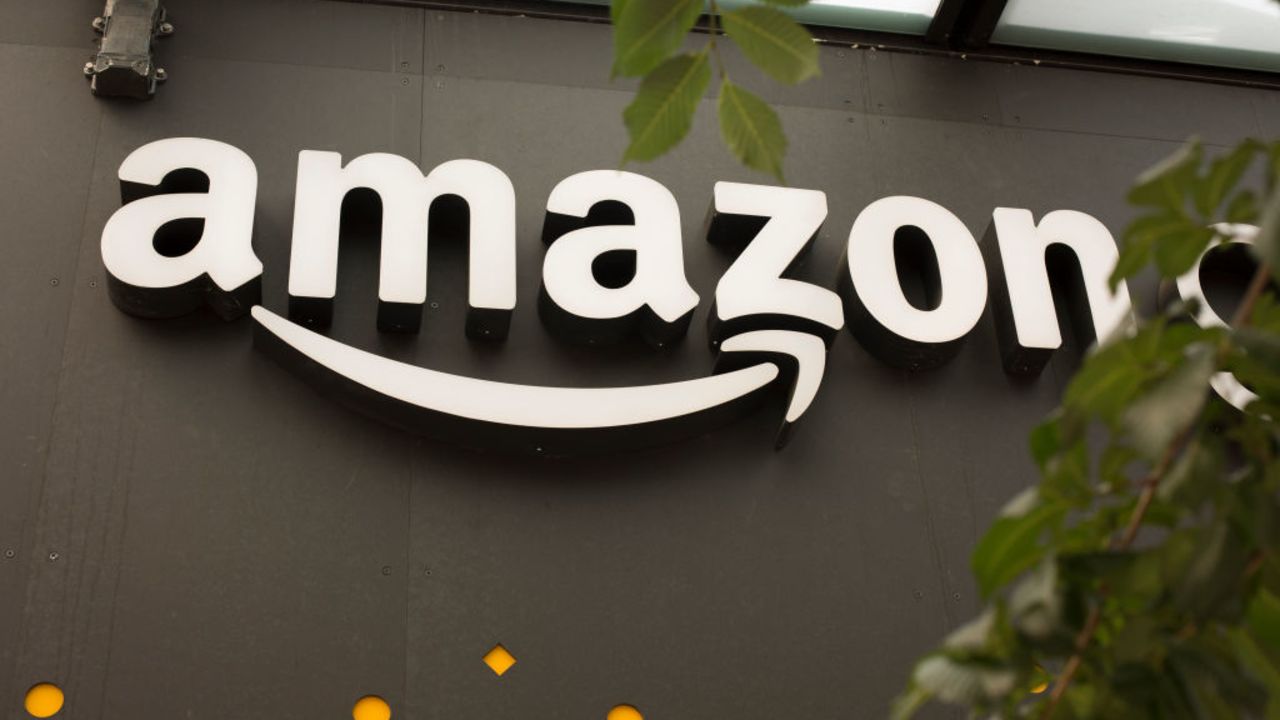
left=24, top=684, right=65, bottom=718
left=352, top=695, right=391, bottom=720
left=483, top=644, right=517, bottom=677
left=607, top=705, right=644, bottom=720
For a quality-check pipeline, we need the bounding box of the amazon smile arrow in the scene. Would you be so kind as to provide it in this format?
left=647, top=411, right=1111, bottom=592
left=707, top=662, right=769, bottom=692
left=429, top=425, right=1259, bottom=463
left=252, top=306, right=827, bottom=454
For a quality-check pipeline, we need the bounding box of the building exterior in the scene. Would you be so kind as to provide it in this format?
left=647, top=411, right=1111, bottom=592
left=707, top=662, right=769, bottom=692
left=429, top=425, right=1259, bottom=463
left=0, top=1, right=1277, bottom=718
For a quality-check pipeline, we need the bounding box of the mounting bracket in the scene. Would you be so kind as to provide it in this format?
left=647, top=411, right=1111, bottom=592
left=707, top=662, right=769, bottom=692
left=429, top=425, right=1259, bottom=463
left=85, top=0, right=173, bottom=99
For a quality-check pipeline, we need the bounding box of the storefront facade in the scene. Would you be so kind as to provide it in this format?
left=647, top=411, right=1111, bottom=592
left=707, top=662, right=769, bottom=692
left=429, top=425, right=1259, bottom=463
left=1, top=1, right=1277, bottom=717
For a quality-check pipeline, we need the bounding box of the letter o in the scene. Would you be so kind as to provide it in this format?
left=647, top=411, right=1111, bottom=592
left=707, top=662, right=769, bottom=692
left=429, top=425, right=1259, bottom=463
left=841, top=196, right=988, bottom=369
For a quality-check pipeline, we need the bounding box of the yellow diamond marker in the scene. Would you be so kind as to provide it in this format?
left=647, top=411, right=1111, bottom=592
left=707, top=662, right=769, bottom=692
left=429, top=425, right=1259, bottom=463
left=483, top=644, right=517, bottom=677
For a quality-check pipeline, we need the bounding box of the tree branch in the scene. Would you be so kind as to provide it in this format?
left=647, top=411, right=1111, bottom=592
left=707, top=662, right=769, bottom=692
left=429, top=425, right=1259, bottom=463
left=1038, top=259, right=1274, bottom=719
left=1230, top=261, right=1272, bottom=328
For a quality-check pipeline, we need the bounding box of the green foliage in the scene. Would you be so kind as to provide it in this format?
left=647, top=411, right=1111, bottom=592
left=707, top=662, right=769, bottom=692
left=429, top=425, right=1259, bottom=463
left=900, top=137, right=1280, bottom=718
left=622, top=52, right=712, bottom=162
left=611, top=0, right=702, bottom=78
left=972, top=490, right=1066, bottom=599
left=609, top=0, right=818, bottom=180
left=717, top=78, right=786, bottom=180
left=1257, top=183, right=1280, bottom=284
left=720, top=6, right=819, bottom=84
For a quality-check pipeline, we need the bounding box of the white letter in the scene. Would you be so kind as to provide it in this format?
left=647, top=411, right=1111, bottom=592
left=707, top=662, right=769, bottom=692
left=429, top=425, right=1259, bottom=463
left=540, top=170, right=699, bottom=346
left=988, top=208, right=1134, bottom=374
left=1176, top=223, right=1260, bottom=412
left=707, top=182, right=843, bottom=343
left=101, top=137, right=261, bottom=320
left=841, top=196, right=987, bottom=369
left=287, top=152, right=516, bottom=337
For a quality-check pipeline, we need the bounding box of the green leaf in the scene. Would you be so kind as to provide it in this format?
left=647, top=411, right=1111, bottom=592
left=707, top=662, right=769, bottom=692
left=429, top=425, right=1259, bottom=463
left=717, top=79, right=786, bottom=181
left=911, top=655, right=1016, bottom=706
left=1156, top=436, right=1220, bottom=508
left=1174, top=520, right=1253, bottom=620
left=1128, top=139, right=1202, bottom=212
left=1112, top=615, right=1159, bottom=664
left=1043, top=441, right=1091, bottom=507
left=1152, top=225, right=1215, bottom=279
left=1226, top=189, right=1260, bottom=223
left=720, top=5, right=819, bottom=84
left=1171, top=638, right=1269, bottom=718
left=1247, top=589, right=1280, bottom=651
left=972, top=499, right=1066, bottom=598
left=1121, top=344, right=1216, bottom=458
left=611, top=0, right=702, bottom=78
left=1064, top=336, right=1149, bottom=424
left=1268, top=140, right=1280, bottom=192
left=1253, top=292, right=1280, bottom=334
left=621, top=52, right=711, bottom=163
left=889, top=685, right=930, bottom=720
left=942, top=608, right=997, bottom=653
left=1109, top=233, right=1154, bottom=292
left=1099, top=443, right=1137, bottom=493
left=1110, top=212, right=1193, bottom=290
left=1195, top=140, right=1261, bottom=217
left=1234, top=326, right=1280, bottom=368
left=1252, top=184, right=1280, bottom=285
left=1230, top=629, right=1280, bottom=720
left=1160, top=529, right=1200, bottom=586
left=1029, top=418, right=1060, bottom=472
left=1000, top=486, right=1041, bottom=518
left=1009, top=560, right=1063, bottom=641
left=1059, top=550, right=1137, bottom=587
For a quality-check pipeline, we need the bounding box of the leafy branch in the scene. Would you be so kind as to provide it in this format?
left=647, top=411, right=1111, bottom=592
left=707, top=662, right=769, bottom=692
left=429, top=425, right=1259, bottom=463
left=611, top=0, right=820, bottom=181
left=897, top=137, right=1280, bottom=719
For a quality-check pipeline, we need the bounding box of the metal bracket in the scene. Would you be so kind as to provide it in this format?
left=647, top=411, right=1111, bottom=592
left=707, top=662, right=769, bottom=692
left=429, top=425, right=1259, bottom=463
left=84, top=0, right=173, bottom=99
left=925, top=0, right=1009, bottom=49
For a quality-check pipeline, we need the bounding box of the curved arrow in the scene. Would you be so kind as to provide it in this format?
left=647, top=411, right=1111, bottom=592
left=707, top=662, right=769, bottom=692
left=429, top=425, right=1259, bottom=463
left=251, top=305, right=826, bottom=453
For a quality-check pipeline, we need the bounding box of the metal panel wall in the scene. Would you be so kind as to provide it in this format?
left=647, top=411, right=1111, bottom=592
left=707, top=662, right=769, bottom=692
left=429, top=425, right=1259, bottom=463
left=0, top=1, right=1273, bottom=718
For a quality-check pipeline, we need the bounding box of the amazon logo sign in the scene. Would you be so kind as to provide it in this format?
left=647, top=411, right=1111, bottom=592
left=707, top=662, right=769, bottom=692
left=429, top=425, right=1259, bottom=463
left=98, top=138, right=1249, bottom=454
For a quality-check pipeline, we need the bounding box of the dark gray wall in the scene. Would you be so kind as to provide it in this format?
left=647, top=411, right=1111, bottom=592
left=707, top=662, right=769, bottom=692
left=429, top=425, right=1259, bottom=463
left=0, top=1, right=1275, bottom=718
